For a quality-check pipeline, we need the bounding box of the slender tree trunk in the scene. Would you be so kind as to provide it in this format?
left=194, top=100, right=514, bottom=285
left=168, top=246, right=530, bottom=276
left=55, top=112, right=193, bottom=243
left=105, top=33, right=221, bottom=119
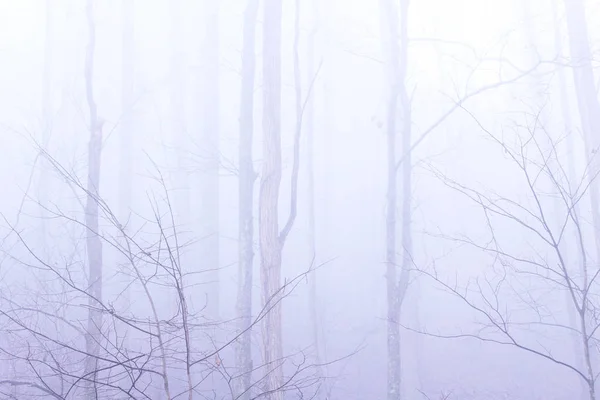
left=119, top=0, right=134, bottom=355
left=83, top=1, right=104, bottom=397
left=317, top=4, right=333, bottom=395
left=320, top=0, right=333, bottom=273
left=379, top=0, right=411, bottom=398
left=120, top=0, right=134, bottom=225
left=199, top=0, right=221, bottom=321
left=38, top=0, right=53, bottom=250
left=382, top=1, right=397, bottom=397
left=169, top=0, right=190, bottom=325
left=382, top=1, right=400, bottom=397
left=234, top=0, right=259, bottom=398
left=552, top=1, right=586, bottom=397
left=579, top=307, right=597, bottom=400
left=564, top=0, right=600, bottom=274
left=397, top=0, right=412, bottom=395
left=563, top=3, right=600, bottom=397
left=169, top=0, right=189, bottom=235
left=260, top=0, right=284, bottom=398
left=41, top=0, right=52, bottom=146
left=22, top=6, right=54, bottom=396
left=306, top=0, right=324, bottom=395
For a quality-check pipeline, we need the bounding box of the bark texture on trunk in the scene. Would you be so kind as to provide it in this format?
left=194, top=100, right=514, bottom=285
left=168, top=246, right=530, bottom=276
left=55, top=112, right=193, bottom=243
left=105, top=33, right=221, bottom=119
left=83, top=2, right=104, bottom=397
left=234, top=0, right=259, bottom=398
left=259, top=0, right=284, bottom=398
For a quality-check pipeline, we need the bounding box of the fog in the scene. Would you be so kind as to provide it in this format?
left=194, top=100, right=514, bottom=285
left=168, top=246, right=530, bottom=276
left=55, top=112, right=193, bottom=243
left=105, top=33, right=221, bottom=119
left=0, top=0, right=599, bottom=399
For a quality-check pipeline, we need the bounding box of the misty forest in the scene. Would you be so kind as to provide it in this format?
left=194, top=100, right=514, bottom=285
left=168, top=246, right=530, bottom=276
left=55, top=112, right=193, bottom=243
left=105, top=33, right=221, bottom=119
left=4, top=0, right=600, bottom=399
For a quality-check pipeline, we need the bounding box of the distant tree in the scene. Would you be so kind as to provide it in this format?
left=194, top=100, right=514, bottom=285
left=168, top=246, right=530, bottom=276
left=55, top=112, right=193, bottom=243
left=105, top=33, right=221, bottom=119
left=378, top=0, right=412, bottom=398
left=118, top=0, right=135, bottom=351
left=119, top=0, right=134, bottom=247
left=304, top=0, right=326, bottom=397
left=83, top=1, right=104, bottom=398
left=563, top=0, right=600, bottom=267
left=168, top=0, right=190, bottom=240
left=197, top=0, right=221, bottom=320
left=38, top=0, right=53, bottom=247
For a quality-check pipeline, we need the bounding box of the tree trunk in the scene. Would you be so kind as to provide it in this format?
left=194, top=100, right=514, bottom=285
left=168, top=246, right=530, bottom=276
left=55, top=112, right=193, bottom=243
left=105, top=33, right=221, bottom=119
left=168, top=0, right=193, bottom=335
left=306, top=0, right=325, bottom=396
left=199, top=0, right=221, bottom=321
left=169, top=0, right=189, bottom=240
left=38, top=0, right=53, bottom=250
left=563, top=2, right=600, bottom=397
left=564, top=0, right=600, bottom=275
left=120, top=0, right=134, bottom=228
left=119, top=0, right=134, bottom=354
left=260, top=0, right=284, bottom=398
left=379, top=0, right=411, bottom=398
left=83, top=1, right=104, bottom=397
left=234, top=0, right=259, bottom=398
left=552, top=1, right=586, bottom=397
left=317, top=4, right=333, bottom=395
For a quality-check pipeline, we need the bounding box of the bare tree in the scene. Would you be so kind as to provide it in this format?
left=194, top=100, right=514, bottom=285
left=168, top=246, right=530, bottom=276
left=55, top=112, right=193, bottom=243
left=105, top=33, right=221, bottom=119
left=414, top=109, right=600, bottom=400
left=373, top=4, right=556, bottom=397
left=234, top=0, right=260, bottom=398
left=0, top=2, right=353, bottom=399
left=0, top=144, right=331, bottom=399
